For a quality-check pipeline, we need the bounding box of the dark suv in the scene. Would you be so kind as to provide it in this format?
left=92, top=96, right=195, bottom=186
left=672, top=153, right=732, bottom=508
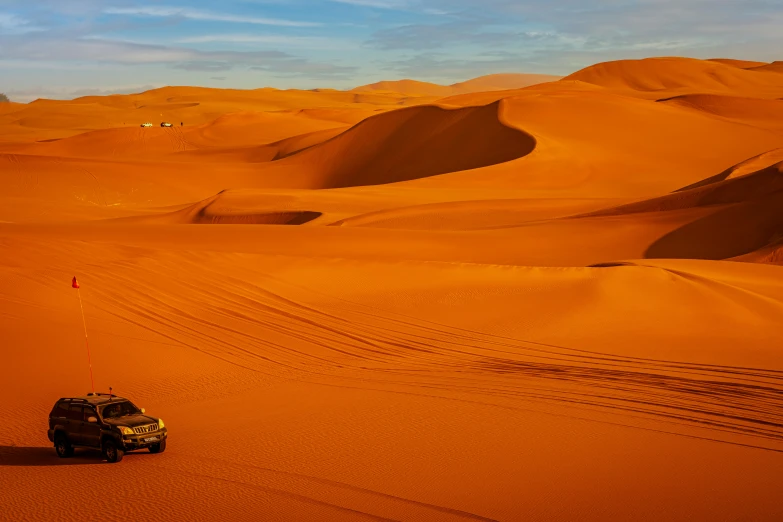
left=48, top=392, right=168, bottom=463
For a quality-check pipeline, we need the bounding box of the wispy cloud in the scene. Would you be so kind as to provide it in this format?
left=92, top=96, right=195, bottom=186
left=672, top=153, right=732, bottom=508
left=0, top=12, right=42, bottom=34
left=329, top=0, right=409, bottom=9
left=0, top=34, right=354, bottom=78
left=177, top=34, right=350, bottom=49
left=103, top=6, right=320, bottom=27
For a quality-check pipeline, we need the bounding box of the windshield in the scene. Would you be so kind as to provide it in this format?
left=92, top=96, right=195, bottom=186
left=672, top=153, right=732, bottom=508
left=100, top=400, right=141, bottom=419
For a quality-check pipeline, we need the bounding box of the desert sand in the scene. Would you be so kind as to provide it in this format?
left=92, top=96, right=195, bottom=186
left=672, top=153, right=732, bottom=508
left=1, top=57, right=783, bottom=521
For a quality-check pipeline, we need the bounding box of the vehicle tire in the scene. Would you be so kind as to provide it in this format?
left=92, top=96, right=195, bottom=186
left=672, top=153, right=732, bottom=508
left=54, top=434, right=74, bottom=458
left=149, top=439, right=166, bottom=454
left=103, top=439, right=124, bottom=463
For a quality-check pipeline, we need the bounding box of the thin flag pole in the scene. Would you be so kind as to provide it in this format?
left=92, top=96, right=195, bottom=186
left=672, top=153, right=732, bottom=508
left=73, top=277, right=95, bottom=394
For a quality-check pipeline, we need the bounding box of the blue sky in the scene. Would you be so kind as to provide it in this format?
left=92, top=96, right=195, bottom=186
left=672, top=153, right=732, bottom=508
left=1, top=0, right=782, bottom=101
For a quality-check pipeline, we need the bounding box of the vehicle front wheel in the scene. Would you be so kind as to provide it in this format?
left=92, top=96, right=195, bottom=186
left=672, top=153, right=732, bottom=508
left=103, top=440, right=124, bottom=463
left=54, top=434, right=74, bottom=458
left=148, top=439, right=166, bottom=454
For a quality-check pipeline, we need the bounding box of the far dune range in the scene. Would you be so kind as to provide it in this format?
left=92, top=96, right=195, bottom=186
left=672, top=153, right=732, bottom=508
left=1, top=58, right=783, bottom=521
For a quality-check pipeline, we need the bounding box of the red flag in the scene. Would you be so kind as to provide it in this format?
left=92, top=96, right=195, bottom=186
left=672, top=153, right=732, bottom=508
left=72, top=276, right=80, bottom=289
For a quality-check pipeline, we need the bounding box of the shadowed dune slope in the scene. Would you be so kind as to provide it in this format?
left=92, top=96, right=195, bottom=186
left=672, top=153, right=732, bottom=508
left=573, top=160, right=783, bottom=261
left=278, top=101, right=536, bottom=188
left=645, top=190, right=783, bottom=260
left=582, top=161, right=783, bottom=217
left=678, top=148, right=783, bottom=190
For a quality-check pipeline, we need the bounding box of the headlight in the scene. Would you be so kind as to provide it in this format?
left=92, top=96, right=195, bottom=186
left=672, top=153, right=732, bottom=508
left=158, top=419, right=165, bottom=429
left=120, top=427, right=134, bottom=435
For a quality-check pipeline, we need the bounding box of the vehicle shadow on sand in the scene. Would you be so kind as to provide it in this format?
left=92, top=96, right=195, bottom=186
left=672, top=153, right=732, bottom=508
left=0, top=445, right=107, bottom=466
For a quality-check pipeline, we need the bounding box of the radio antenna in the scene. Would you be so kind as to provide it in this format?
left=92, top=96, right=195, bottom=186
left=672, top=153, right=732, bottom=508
left=72, top=276, right=95, bottom=394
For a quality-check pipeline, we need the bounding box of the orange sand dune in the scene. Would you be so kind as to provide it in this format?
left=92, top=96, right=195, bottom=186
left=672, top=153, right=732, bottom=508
left=112, top=190, right=324, bottom=225
left=578, top=160, right=783, bottom=261
left=415, top=89, right=783, bottom=198
left=678, top=147, right=783, bottom=189
left=16, top=112, right=349, bottom=159
left=2, top=57, right=783, bottom=522
left=0, top=86, right=422, bottom=146
left=353, top=73, right=562, bottom=97
left=748, top=61, right=783, bottom=74
left=658, top=94, right=783, bottom=131
left=708, top=58, right=769, bottom=69
left=564, top=57, right=783, bottom=99
left=450, top=73, right=563, bottom=93
left=273, top=101, right=536, bottom=188
left=352, top=79, right=454, bottom=97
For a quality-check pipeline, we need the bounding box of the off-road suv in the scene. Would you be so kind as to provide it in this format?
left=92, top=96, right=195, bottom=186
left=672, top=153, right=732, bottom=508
left=47, top=393, right=168, bottom=463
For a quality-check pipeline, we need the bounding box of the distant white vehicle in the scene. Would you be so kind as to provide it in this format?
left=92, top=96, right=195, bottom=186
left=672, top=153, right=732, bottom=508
left=140, top=122, right=153, bottom=127
left=160, top=122, right=173, bottom=127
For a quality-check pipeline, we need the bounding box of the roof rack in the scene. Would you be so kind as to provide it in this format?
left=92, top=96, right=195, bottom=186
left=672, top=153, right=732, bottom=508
left=86, top=392, right=114, bottom=397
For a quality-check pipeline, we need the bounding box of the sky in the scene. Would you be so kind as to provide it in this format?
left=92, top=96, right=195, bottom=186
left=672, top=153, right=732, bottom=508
left=1, top=0, right=782, bottom=102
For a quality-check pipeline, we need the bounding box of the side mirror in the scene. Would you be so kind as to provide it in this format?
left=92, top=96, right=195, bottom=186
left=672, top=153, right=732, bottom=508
left=87, top=416, right=98, bottom=423
left=140, top=408, right=145, bottom=414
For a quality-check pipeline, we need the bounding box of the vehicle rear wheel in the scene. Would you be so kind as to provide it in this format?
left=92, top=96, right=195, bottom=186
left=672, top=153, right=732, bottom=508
left=103, top=440, right=124, bottom=463
left=149, top=439, right=166, bottom=454
left=54, top=434, right=74, bottom=458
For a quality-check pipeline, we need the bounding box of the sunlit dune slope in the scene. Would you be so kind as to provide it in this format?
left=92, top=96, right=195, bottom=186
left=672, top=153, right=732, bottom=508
left=450, top=73, right=563, bottom=93
left=708, top=58, right=770, bottom=69
left=748, top=61, right=783, bottom=74
left=16, top=112, right=349, bottom=159
left=564, top=57, right=783, bottom=99
left=658, top=94, right=783, bottom=131
left=0, top=86, right=418, bottom=146
left=1, top=234, right=782, bottom=520
left=331, top=198, right=613, bottom=230
left=111, top=190, right=324, bottom=225
left=351, top=79, right=454, bottom=97
left=353, top=73, right=562, bottom=97
left=0, top=101, right=24, bottom=114
left=171, top=127, right=349, bottom=164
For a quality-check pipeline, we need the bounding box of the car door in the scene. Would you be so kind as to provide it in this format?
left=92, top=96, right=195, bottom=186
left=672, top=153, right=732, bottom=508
left=50, top=401, right=69, bottom=431
left=66, top=404, right=84, bottom=445
left=81, top=406, right=102, bottom=448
